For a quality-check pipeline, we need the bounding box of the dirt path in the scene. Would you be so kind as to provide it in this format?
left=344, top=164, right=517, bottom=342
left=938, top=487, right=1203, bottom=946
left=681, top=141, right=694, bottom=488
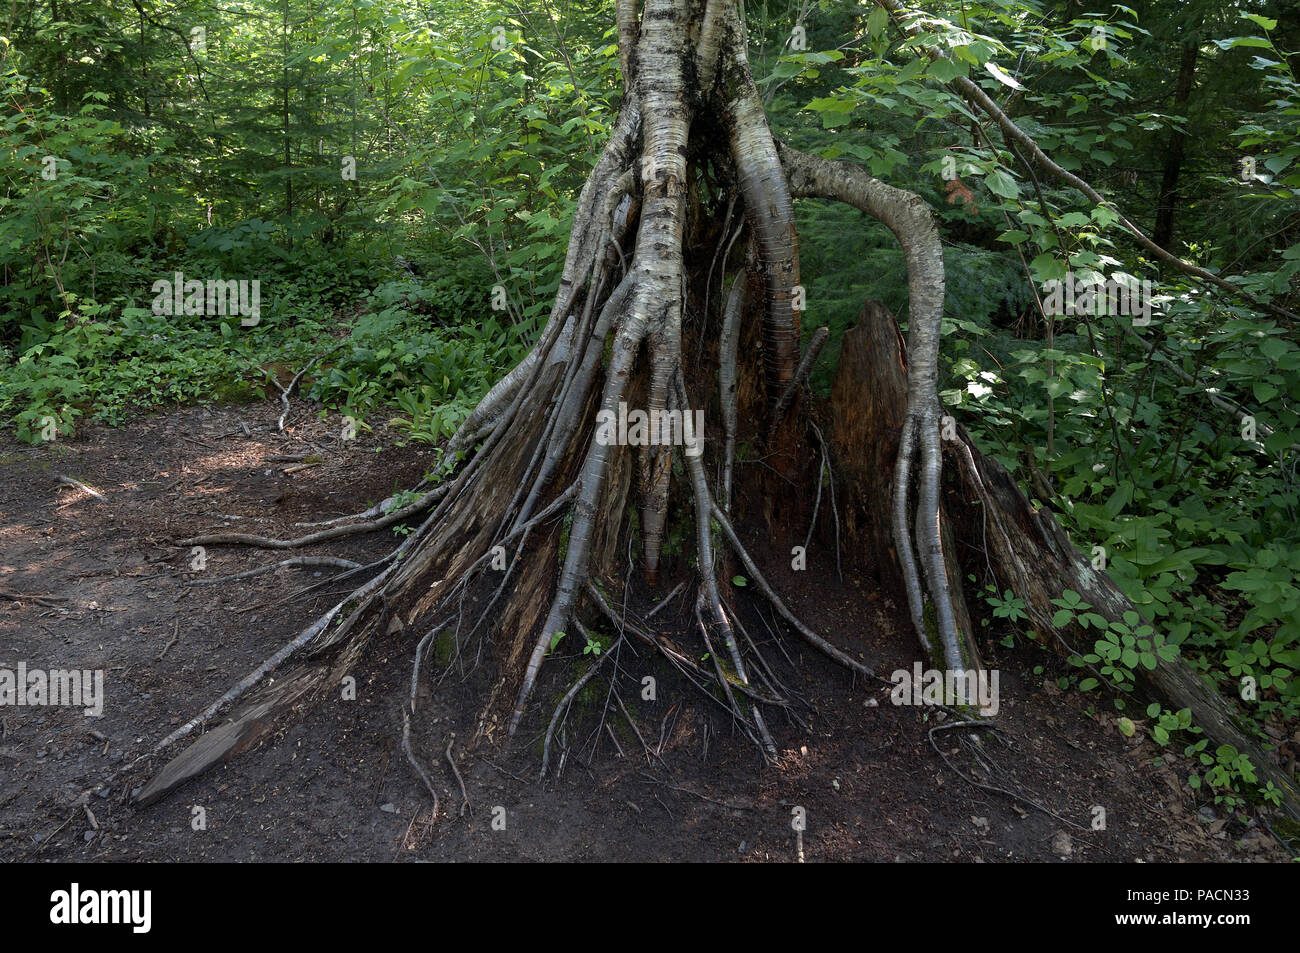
left=0, top=401, right=1286, bottom=861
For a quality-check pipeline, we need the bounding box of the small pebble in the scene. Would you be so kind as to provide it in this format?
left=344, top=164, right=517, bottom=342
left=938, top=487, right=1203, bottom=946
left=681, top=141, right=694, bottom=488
left=1051, top=831, right=1073, bottom=858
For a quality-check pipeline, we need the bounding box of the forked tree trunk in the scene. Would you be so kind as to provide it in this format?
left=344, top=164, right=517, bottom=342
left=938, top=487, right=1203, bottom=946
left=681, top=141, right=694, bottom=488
left=132, top=0, right=1300, bottom=822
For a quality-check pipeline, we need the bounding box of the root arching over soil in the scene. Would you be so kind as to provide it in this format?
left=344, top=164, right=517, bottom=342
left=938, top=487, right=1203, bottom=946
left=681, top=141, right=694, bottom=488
left=122, top=0, right=1300, bottom=823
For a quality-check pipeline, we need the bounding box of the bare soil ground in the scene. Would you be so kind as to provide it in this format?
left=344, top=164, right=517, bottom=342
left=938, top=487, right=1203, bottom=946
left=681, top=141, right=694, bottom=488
left=0, top=400, right=1288, bottom=861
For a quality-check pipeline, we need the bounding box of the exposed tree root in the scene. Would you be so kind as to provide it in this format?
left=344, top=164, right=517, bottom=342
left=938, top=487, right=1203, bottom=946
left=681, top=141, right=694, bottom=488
left=777, top=141, right=969, bottom=673
left=129, top=0, right=972, bottom=808
left=185, top=555, right=361, bottom=586
left=402, top=709, right=440, bottom=816
left=446, top=733, right=470, bottom=817
left=294, top=483, right=451, bottom=528
left=268, top=357, right=318, bottom=433
left=125, top=0, right=1299, bottom=828
left=769, top=325, right=828, bottom=437
left=927, top=719, right=1093, bottom=836
left=180, top=484, right=444, bottom=549
left=541, top=633, right=622, bottom=778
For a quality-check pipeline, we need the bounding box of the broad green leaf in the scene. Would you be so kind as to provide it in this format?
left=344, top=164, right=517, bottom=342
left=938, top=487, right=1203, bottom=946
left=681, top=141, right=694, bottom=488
left=984, top=168, right=1020, bottom=198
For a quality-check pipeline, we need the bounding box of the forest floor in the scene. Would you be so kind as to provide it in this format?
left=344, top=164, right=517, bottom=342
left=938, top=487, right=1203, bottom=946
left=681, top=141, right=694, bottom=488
left=0, top=400, right=1291, bottom=862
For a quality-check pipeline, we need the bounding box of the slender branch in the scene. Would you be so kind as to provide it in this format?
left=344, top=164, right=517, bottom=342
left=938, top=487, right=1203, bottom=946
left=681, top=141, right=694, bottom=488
left=876, top=0, right=1297, bottom=324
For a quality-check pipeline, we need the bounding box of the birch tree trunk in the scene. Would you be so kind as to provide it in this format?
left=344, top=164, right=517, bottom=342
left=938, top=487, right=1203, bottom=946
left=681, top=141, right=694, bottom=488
left=135, top=0, right=1300, bottom=822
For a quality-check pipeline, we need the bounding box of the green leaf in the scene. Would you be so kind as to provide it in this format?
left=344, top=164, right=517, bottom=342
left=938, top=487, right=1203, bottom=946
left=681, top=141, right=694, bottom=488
left=1241, top=14, right=1278, bottom=31
left=1260, top=337, right=1288, bottom=361
left=1092, top=204, right=1120, bottom=228
left=928, top=59, right=967, bottom=83
left=866, top=5, right=890, bottom=37
left=1214, top=36, right=1273, bottom=50
left=984, top=168, right=1020, bottom=199
left=1030, top=253, right=1066, bottom=282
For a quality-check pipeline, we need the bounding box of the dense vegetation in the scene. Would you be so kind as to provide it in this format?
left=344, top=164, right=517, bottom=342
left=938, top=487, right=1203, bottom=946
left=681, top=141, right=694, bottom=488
left=3, top=0, right=1298, bottom=813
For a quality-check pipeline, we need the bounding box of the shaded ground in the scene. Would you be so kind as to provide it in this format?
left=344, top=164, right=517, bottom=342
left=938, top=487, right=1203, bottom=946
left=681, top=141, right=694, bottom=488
left=0, top=400, right=1289, bottom=861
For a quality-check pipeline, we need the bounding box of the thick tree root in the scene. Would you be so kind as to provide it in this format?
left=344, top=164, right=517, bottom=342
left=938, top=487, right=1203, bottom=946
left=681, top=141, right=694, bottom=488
left=185, top=555, right=361, bottom=586
left=777, top=141, right=969, bottom=673
left=130, top=0, right=1289, bottom=824
left=179, top=484, right=444, bottom=549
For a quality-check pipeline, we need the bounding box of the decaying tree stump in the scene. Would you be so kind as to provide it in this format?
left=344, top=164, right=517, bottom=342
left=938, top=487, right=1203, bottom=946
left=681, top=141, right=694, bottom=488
left=122, top=0, right=1298, bottom=826
left=831, top=299, right=1300, bottom=821
left=830, top=301, right=979, bottom=671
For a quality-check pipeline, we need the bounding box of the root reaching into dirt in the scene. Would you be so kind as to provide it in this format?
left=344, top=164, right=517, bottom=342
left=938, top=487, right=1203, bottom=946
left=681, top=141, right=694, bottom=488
left=179, top=484, right=445, bottom=549
left=927, top=719, right=1093, bottom=837
left=124, top=0, right=995, bottom=808
left=541, top=633, right=622, bottom=778
left=185, top=555, right=361, bottom=586
left=126, top=0, right=1299, bottom=824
